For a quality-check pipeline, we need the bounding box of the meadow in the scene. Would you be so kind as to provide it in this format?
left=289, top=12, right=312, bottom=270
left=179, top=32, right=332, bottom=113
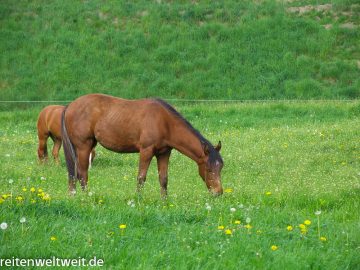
left=0, top=101, right=359, bottom=269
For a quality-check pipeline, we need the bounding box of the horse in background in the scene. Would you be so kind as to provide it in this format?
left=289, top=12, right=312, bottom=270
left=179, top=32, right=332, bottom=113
left=37, top=105, right=95, bottom=164
left=61, top=94, right=223, bottom=197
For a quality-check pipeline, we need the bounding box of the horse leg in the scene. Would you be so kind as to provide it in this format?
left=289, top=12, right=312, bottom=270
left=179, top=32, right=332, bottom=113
left=156, top=149, right=171, bottom=198
left=52, top=138, right=62, bottom=164
left=77, top=147, right=92, bottom=191
left=137, top=147, right=154, bottom=192
left=37, top=132, right=49, bottom=162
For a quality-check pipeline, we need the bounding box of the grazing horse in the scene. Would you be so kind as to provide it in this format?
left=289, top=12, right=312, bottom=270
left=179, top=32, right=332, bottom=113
left=61, top=94, right=223, bottom=196
left=37, top=105, right=95, bottom=164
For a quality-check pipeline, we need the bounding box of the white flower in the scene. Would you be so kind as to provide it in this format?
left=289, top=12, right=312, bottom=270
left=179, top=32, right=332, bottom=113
left=127, top=199, right=135, bottom=207
left=246, top=217, right=251, bottom=224
left=0, top=222, right=8, bottom=230
left=230, top=207, right=236, bottom=213
left=315, top=210, right=322, bottom=216
left=20, top=217, right=26, bottom=223
left=88, top=192, right=93, bottom=197
left=238, top=204, right=244, bottom=209
left=8, top=179, right=14, bottom=184
left=40, top=176, right=46, bottom=180
left=205, top=203, right=212, bottom=211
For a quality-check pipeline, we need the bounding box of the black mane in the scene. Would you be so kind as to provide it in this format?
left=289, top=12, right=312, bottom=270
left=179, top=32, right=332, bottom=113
left=154, top=98, right=223, bottom=165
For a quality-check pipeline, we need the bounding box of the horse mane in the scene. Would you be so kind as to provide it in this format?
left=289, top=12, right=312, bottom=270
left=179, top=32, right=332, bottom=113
left=154, top=99, right=223, bottom=165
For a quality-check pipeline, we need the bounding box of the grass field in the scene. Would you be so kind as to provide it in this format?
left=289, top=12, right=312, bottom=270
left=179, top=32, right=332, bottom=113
left=0, top=101, right=359, bottom=269
left=1, top=0, right=360, bottom=102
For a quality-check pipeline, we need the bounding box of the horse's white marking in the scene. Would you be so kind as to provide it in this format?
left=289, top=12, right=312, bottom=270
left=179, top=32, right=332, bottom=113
left=89, top=153, right=92, bottom=170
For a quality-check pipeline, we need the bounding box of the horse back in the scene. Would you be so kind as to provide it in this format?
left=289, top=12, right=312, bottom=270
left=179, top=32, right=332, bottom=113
left=65, top=94, right=174, bottom=152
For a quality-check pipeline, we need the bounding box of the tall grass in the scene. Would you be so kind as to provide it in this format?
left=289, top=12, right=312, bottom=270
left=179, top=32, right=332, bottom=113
left=1, top=0, right=359, bottom=102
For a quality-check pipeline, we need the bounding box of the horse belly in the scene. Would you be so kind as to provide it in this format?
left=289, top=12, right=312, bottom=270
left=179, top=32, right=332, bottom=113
left=94, top=127, right=140, bottom=153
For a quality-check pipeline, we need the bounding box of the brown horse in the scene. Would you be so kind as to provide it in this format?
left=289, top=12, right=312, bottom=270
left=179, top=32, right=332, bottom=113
left=37, top=105, right=95, bottom=164
left=61, top=94, right=223, bottom=196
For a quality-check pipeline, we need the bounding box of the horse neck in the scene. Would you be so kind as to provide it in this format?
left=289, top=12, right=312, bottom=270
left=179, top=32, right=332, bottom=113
left=169, top=122, right=205, bottom=165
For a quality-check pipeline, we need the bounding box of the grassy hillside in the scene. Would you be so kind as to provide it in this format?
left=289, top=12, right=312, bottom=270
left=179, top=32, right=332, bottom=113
left=0, top=101, right=359, bottom=269
left=1, top=0, right=359, bottom=102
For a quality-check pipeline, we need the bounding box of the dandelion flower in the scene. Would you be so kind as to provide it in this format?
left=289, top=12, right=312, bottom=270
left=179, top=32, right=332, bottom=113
left=299, top=224, right=306, bottom=229
left=42, top=194, right=51, bottom=201
left=20, top=217, right=26, bottom=223
left=225, top=229, right=232, bottom=235
left=205, top=204, right=212, bottom=211
left=230, top=207, right=236, bottom=213
left=0, top=222, right=8, bottom=230
left=16, top=196, right=24, bottom=202
left=315, top=210, right=321, bottom=216
left=287, top=225, right=293, bottom=231
left=38, top=188, right=43, bottom=193
left=0, top=198, right=4, bottom=204
left=22, top=187, right=27, bottom=192
left=246, top=217, right=251, bottom=224
left=50, top=236, right=57, bottom=241
left=271, top=245, right=278, bottom=251
left=265, top=191, right=272, bottom=195
left=244, top=224, right=252, bottom=229
left=30, top=187, right=36, bottom=193
left=224, top=188, right=233, bottom=193
left=119, top=224, right=127, bottom=229
left=304, top=220, right=311, bottom=226
left=234, top=220, right=241, bottom=225
left=217, top=225, right=225, bottom=230
left=320, top=236, right=327, bottom=242
left=8, top=179, right=14, bottom=184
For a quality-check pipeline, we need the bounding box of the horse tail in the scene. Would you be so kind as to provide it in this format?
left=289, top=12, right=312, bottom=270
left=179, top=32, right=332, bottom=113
left=61, top=107, right=78, bottom=180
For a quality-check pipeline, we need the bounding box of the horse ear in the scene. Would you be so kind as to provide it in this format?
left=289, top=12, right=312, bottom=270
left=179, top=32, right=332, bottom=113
left=215, top=141, right=221, bottom=152
left=202, top=141, right=210, bottom=155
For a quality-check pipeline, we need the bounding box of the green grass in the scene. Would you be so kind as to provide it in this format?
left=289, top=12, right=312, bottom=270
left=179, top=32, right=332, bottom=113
left=0, top=102, right=359, bottom=269
left=1, top=0, right=359, bottom=102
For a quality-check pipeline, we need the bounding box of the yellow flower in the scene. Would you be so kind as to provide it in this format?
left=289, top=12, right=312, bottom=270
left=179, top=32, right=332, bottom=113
left=300, top=228, right=308, bottom=235
left=304, top=220, right=311, bottom=226
left=224, top=188, right=233, bottom=193
left=299, top=224, right=306, bottom=229
left=225, top=229, right=232, bottom=235
left=42, top=193, right=51, bottom=201
left=16, top=196, right=24, bottom=202
left=256, top=230, right=262, bottom=234
left=30, top=187, right=36, bottom=193
left=234, top=220, right=241, bottom=225
left=50, top=236, right=57, bottom=241
left=265, top=191, right=272, bottom=195
left=38, top=188, right=43, bottom=193
left=271, top=245, right=278, bottom=251
left=98, top=199, right=104, bottom=204
left=22, top=187, right=27, bottom=192
left=0, top=198, right=4, bottom=204
left=320, top=236, right=327, bottom=242
left=2, top=194, right=11, bottom=199
left=217, top=225, right=225, bottom=230
left=287, top=225, right=293, bottom=231
left=31, top=199, right=36, bottom=204
left=119, top=224, right=127, bottom=229
left=244, top=224, right=252, bottom=229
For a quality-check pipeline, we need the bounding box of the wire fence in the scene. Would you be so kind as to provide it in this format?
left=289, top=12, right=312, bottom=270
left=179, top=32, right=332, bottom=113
left=0, top=99, right=357, bottom=104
